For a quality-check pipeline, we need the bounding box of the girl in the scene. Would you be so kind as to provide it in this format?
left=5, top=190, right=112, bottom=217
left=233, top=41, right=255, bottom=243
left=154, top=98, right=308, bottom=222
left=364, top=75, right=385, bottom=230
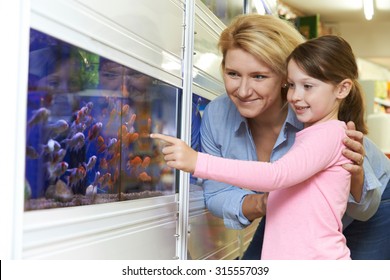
left=151, top=35, right=373, bottom=259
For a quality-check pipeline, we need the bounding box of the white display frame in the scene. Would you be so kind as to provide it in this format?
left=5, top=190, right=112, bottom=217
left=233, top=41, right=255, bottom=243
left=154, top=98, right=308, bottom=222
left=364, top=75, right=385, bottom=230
left=4, top=0, right=258, bottom=260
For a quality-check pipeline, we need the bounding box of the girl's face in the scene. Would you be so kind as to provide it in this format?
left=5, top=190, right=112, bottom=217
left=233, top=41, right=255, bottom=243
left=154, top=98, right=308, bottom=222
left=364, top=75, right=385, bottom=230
left=286, top=59, right=340, bottom=128
left=99, top=62, right=152, bottom=99
left=223, top=48, right=285, bottom=120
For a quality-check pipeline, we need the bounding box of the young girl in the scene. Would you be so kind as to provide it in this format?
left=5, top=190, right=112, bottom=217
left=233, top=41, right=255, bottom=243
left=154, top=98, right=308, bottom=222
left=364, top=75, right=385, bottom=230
left=151, top=35, right=367, bottom=260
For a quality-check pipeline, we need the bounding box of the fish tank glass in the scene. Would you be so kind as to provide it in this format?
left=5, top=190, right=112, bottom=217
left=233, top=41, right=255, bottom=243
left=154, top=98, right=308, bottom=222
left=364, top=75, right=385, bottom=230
left=24, top=29, right=182, bottom=211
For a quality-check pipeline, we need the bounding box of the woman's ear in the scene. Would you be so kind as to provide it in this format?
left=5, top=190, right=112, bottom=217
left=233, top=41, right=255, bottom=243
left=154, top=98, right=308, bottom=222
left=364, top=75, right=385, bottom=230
left=336, top=79, right=352, bottom=99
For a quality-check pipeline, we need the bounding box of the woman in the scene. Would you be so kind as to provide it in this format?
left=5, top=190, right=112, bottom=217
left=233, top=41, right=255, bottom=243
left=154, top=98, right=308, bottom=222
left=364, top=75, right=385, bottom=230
left=198, top=15, right=389, bottom=259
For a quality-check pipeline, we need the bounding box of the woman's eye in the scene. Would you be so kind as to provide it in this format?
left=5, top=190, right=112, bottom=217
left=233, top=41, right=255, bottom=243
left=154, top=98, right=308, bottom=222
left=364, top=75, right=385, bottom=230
left=226, top=71, right=238, bottom=77
left=253, top=74, right=265, bottom=80
left=101, top=71, right=121, bottom=80
left=47, top=78, right=60, bottom=89
left=288, top=83, right=294, bottom=89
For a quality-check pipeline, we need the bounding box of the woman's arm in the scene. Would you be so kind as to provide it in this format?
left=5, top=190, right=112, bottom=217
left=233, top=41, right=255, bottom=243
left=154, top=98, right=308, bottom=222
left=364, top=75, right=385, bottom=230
left=197, top=102, right=260, bottom=228
left=341, top=121, right=390, bottom=221
left=344, top=136, right=390, bottom=221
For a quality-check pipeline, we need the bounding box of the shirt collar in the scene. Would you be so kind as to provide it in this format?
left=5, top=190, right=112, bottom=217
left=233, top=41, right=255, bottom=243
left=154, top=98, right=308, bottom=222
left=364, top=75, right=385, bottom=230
left=234, top=103, right=303, bottom=134
left=285, top=104, right=304, bottom=131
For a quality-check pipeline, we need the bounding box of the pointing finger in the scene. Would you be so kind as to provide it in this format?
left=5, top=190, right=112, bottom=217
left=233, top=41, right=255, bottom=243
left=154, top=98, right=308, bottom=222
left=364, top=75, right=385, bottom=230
left=150, top=133, right=180, bottom=145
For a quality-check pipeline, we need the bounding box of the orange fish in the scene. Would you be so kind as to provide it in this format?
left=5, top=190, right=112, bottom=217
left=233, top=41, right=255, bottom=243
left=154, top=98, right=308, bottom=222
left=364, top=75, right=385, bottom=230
left=67, top=165, right=86, bottom=187
left=96, top=136, right=106, bottom=154
left=106, top=108, right=117, bottom=128
left=97, top=143, right=107, bottom=154
left=130, top=132, right=139, bottom=142
left=141, top=156, right=151, bottom=168
left=108, top=152, right=121, bottom=167
left=127, top=113, right=136, bottom=130
left=27, top=107, right=50, bottom=127
left=97, top=135, right=105, bottom=147
left=106, top=138, right=118, bottom=155
left=118, top=125, right=128, bottom=138
left=99, top=173, right=112, bottom=190
left=130, top=156, right=142, bottom=166
left=99, top=158, right=108, bottom=170
left=113, top=167, right=119, bottom=184
left=121, top=104, right=130, bottom=117
left=47, top=119, right=69, bottom=137
left=123, top=132, right=139, bottom=147
left=75, top=105, right=90, bottom=125
left=126, top=156, right=142, bottom=170
left=47, top=161, right=68, bottom=181
left=88, top=122, right=103, bottom=141
left=138, top=172, right=151, bottom=182
left=26, top=145, right=40, bottom=159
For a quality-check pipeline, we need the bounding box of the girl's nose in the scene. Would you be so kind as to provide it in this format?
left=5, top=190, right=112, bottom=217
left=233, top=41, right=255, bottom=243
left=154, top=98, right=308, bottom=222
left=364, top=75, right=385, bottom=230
left=290, top=88, right=302, bottom=102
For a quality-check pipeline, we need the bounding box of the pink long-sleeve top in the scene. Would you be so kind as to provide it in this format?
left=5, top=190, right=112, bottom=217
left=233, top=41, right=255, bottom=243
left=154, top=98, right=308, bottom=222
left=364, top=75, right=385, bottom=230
left=194, top=120, right=352, bottom=259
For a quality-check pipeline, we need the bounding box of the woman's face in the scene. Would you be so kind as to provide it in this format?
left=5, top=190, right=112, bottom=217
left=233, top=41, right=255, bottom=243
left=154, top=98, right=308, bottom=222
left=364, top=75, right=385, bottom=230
left=37, top=59, right=82, bottom=94
left=223, top=48, right=285, bottom=120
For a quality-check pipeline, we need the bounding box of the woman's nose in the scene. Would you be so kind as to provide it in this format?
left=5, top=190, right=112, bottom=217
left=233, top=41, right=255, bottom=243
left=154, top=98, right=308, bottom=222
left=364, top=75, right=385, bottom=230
left=236, top=80, right=251, bottom=98
left=56, top=80, right=69, bottom=93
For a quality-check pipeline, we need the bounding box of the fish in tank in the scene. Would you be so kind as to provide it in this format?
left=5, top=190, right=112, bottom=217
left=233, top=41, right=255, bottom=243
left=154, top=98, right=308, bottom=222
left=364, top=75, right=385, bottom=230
left=24, top=28, right=183, bottom=210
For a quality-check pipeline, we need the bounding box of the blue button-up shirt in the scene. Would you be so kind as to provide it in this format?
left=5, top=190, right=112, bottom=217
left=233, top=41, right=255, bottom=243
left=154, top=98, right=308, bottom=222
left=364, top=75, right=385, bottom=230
left=200, top=94, right=390, bottom=229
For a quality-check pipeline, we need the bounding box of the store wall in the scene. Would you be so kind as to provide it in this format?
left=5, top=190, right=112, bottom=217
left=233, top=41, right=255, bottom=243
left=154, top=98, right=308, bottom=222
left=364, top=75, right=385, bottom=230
left=338, top=22, right=390, bottom=60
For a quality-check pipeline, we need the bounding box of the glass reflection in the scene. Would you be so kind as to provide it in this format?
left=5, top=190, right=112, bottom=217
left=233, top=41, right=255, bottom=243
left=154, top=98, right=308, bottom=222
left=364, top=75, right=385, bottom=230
left=201, top=0, right=243, bottom=25
left=25, top=29, right=179, bottom=210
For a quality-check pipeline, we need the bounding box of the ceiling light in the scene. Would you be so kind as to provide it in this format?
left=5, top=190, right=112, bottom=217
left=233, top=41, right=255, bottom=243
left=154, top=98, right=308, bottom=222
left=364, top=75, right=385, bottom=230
left=363, top=0, right=374, bottom=20
left=254, top=0, right=266, bottom=15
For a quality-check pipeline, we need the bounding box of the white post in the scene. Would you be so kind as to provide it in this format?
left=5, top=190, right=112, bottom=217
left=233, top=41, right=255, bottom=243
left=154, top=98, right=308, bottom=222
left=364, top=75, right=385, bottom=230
left=176, top=0, right=195, bottom=260
left=0, top=0, right=30, bottom=259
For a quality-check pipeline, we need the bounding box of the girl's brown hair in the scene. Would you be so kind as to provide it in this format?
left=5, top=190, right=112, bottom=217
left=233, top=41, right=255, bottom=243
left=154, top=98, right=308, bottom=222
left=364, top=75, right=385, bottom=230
left=286, top=35, right=368, bottom=134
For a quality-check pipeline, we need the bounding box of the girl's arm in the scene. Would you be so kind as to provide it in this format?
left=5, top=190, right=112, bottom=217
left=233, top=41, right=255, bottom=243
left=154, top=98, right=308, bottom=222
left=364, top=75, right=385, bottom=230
left=151, top=122, right=349, bottom=192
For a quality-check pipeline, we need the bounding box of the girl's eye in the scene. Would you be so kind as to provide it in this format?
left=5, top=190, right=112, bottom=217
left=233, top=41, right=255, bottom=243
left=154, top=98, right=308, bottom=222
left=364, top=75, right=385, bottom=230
left=287, top=83, right=294, bottom=89
left=304, top=84, right=313, bottom=89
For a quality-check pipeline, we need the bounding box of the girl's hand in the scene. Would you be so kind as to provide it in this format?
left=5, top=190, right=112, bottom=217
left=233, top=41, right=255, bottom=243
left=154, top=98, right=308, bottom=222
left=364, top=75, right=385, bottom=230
left=150, top=133, right=198, bottom=173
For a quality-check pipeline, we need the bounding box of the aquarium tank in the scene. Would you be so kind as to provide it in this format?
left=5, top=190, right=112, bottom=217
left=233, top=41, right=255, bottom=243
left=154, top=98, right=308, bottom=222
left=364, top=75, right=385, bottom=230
left=24, top=29, right=190, bottom=210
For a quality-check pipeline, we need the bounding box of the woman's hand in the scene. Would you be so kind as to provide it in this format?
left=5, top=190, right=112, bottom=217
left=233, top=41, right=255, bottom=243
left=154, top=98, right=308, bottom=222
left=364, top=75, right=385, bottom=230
left=342, top=121, right=365, bottom=202
left=242, top=193, right=269, bottom=221
left=150, top=133, right=198, bottom=173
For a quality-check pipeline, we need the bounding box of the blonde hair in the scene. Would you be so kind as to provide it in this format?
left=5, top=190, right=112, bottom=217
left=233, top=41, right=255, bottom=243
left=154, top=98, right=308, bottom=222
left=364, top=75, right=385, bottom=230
left=287, top=35, right=368, bottom=134
left=218, top=14, right=305, bottom=81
